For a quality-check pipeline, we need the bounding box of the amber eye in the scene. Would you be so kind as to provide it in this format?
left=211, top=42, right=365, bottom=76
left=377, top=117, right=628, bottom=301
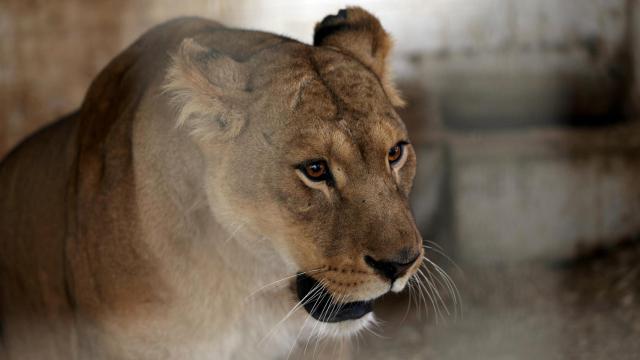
left=388, top=142, right=405, bottom=165
left=300, top=160, right=331, bottom=182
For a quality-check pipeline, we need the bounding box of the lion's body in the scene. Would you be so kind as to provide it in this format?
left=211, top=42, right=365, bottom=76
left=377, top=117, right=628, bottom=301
left=1, top=9, right=422, bottom=360
left=0, top=112, right=80, bottom=358
left=0, top=18, right=308, bottom=359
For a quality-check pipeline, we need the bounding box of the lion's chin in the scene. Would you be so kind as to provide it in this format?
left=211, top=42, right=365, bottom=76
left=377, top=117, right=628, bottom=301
left=304, top=312, right=377, bottom=339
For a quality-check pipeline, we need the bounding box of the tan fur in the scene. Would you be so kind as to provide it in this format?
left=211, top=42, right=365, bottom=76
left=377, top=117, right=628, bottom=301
left=0, top=8, right=422, bottom=359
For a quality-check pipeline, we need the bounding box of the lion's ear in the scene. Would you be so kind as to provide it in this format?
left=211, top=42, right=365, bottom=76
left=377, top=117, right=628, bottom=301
left=164, top=38, right=250, bottom=141
left=313, top=7, right=404, bottom=107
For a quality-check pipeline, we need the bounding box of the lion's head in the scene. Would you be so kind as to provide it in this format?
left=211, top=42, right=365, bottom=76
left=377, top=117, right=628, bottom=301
left=164, top=7, right=423, bottom=334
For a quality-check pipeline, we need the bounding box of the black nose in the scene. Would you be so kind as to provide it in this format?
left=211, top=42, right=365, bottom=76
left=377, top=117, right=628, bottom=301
left=364, top=253, right=419, bottom=281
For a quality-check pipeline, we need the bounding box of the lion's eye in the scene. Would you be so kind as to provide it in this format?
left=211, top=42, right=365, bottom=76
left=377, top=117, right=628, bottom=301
left=388, top=142, right=405, bottom=165
left=300, top=160, right=331, bottom=182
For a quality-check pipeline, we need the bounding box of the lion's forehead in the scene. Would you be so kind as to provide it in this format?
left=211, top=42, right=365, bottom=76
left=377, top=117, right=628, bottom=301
left=302, top=57, right=390, bottom=115
left=252, top=48, right=403, bottom=158
left=255, top=48, right=393, bottom=117
left=321, top=64, right=390, bottom=113
left=290, top=55, right=397, bottom=124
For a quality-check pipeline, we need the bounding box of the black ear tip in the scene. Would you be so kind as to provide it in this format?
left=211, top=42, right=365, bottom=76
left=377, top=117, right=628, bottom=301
left=314, top=10, right=351, bottom=46
left=318, top=9, right=348, bottom=27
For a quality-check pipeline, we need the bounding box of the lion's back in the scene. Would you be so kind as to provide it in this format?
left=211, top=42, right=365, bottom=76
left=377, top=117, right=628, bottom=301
left=0, top=113, right=80, bottom=359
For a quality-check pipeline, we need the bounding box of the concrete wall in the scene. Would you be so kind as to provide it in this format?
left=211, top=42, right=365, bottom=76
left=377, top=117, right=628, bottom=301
left=448, top=126, right=640, bottom=263
left=1, top=0, right=636, bottom=156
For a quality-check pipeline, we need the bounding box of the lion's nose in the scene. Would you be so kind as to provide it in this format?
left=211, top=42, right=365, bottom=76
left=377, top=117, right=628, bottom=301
left=364, top=252, right=420, bottom=281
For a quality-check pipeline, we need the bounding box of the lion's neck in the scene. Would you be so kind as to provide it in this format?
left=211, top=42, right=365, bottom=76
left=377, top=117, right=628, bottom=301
left=141, top=198, right=301, bottom=358
left=128, top=99, right=303, bottom=358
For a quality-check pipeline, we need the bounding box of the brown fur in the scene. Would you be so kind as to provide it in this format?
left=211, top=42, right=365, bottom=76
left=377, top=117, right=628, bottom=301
left=0, top=8, right=422, bottom=359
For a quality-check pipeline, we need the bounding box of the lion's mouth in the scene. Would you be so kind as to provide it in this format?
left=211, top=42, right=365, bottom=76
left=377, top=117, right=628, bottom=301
left=296, top=273, right=373, bottom=323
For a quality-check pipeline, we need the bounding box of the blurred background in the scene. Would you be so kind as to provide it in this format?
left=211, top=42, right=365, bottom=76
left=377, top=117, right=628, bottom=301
left=1, top=0, right=639, bottom=358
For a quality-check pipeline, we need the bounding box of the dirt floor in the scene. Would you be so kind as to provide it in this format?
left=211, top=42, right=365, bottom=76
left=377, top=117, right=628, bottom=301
left=353, top=236, right=640, bottom=360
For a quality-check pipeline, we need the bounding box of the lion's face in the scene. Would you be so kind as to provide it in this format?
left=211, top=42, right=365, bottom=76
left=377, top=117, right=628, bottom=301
left=206, top=52, right=422, bottom=327
left=165, top=7, right=422, bottom=331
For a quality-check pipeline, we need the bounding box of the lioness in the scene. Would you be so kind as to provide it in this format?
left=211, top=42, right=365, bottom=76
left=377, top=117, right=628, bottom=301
left=0, top=7, right=424, bottom=359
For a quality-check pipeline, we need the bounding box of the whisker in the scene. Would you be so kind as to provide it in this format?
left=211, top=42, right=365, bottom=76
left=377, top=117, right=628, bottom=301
left=246, top=268, right=325, bottom=300
left=422, top=242, right=464, bottom=275
left=424, top=239, right=445, bottom=251
left=422, top=256, right=463, bottom=318
left=423, top=257, right=456, bottom=295
left=315, top=289, right=334, bottom=324
left=286, top=313, right=311, bottom=360
left=423, top=260, right=454, bottom=302
left=403, top=281, right=413, bottom=322
left=303, top=283, right=330, bottom=356
left=427, top=265, right=456, bottom=317
left=313, top=293, right=343, bottom=358
left=418, top=267, right=450, bottom=319
left=327, top=293, right=340, bottom=322
left=412, top=278, right=424, bottom=320
left=361, top=312, right=387, bottom=339
left=223, top=223, right=244, bottom=244
left=420, top=266, right=448, bottom=309
left=418, top=269, right=449, bottom=320
left=363, top=323, right=387, bottom=339
left=416, top=268, right=439, bottom=322
left=302, top=294, right=325, bottom=356
left=421, top=256, right=463, bottom=319
left=260, top=279, right=324, bottom=345
left=416, top=272, right=438, bottom=323
left=411, top=278, right=424, bottom=320
left=405, top=276, right=422, bottom=319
